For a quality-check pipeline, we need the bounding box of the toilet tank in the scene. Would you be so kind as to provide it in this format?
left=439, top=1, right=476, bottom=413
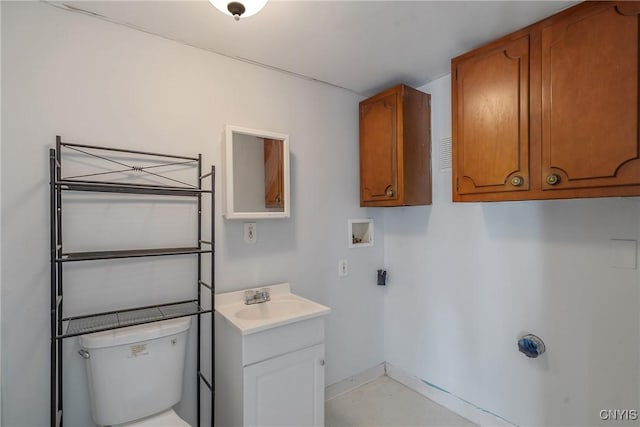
left=78, top=317, right=191, bottom=426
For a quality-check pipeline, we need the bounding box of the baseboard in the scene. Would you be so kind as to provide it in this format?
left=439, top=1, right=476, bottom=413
left=385, top=363, right=517, bottom=427
left=325, top=362, right=385, bottom=401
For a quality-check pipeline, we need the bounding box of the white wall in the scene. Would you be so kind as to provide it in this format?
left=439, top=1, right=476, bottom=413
left=0, top=3, right=385, bottom=426
left=384, top=75, right=640, bottom=426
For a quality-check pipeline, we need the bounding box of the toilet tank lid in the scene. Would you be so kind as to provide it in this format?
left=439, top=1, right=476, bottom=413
left=78, top=317, right=191, bottom=349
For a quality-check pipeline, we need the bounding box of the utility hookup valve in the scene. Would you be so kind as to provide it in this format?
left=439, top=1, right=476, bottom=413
left=517, top=334, right=546, bottom=358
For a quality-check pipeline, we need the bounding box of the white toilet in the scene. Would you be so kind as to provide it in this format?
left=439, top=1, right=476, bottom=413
left=78, top=317, right=192, bottom=426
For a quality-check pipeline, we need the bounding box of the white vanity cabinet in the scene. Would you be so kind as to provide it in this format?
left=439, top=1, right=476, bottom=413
left=214, top=284, right=330, bottom=427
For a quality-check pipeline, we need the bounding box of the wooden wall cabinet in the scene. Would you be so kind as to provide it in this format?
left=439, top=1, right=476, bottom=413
left=452, top=1, right=640, bottom=202
left=359, top=84, right=432, bottom=207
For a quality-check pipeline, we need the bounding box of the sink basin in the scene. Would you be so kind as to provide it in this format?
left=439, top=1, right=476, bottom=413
left=215, top=283, right=330, bottom=335
left=235, top=299, right=309, bottom=320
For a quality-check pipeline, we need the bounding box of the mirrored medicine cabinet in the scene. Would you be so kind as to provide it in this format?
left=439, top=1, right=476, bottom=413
left=223, top=125, right=290, bottom=219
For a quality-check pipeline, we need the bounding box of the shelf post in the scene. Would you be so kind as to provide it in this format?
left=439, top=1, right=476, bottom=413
left=55, top=138, right=64, bottom=425
left=197, top=155, right=202, bottom=427
left=211, top=164, right=216, bottom=427
left=49, top=148, right=57, bottom=427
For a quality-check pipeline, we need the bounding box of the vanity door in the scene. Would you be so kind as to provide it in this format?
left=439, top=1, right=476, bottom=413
left=243, top=344, right=325, bottom=426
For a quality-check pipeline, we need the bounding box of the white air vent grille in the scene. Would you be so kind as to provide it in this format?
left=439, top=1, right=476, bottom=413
left=439, top=136, right=452, bottom=171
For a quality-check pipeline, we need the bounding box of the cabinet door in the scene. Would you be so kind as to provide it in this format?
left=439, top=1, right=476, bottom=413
left=452, top=35, right=530, bottom=197
left=244, top=344, right=325, bottom=427
left=264, top=138, right=284, bottom=208
left=541, top=2, right=640, bottom=191
left=360, top=90, right=399, bottom=204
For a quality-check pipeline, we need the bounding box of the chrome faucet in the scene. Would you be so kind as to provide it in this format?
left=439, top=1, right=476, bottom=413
left=244, top=287, right=271, bottom=305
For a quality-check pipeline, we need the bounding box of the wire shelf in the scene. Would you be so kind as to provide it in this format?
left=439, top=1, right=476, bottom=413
left=61, top=301, right=210, bottom=338
left=58, top=247, right=213, bottom=262
left=57, top=180, right=210, bottom=197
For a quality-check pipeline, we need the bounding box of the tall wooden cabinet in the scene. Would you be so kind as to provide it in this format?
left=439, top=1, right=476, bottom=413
left=452, top=1, right=640, bottom=202
left=359, top=84, right=432, bottom=207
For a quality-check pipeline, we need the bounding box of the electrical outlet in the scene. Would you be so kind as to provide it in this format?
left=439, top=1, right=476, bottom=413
left=244, top=222, right=257, bottom=244
left=338, top=259, right=348, bottom=277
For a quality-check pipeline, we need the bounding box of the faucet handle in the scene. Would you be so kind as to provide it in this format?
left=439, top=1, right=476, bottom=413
left=258, top=287, right=271, bottom=300
left=244, top=289, right=256, bottom=301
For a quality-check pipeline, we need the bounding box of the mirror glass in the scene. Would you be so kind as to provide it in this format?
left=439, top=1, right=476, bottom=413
left=224, top=125, right=290, bottom=219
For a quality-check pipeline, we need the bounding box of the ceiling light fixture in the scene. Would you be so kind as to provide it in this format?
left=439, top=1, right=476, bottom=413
left=209, top=0, right=268, bottom=21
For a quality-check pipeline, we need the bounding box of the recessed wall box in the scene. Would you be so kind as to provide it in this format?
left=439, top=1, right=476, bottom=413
left=348, top=218, right=374, bottom=248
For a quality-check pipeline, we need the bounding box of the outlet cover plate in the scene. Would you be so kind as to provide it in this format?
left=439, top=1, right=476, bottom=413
left=244, top=222, right=257, bottom=244
left=338, top=259, right=348, bottom=277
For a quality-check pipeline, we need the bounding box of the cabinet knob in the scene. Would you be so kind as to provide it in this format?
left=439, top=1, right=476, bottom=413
left=510, top=175, right=524, bottom=187
left=546, top=174, right=560, bottom=185
left=276, top=195, right=281, bottom=204
left=385, top=188, right=395, bottom=197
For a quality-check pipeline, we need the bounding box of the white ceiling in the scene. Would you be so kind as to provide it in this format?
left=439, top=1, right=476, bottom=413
left=54, top=0, right=575, bottom=96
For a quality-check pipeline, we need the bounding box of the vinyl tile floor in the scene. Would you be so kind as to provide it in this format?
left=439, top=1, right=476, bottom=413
left=325, top=375, right=477, bottom=427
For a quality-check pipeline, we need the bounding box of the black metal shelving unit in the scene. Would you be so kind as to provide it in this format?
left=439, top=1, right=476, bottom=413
left=49, top=137, right=215, bottom=427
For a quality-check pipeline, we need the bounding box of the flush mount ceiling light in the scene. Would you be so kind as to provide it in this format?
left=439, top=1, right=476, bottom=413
left=209, top=0, right=268, bottom=21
